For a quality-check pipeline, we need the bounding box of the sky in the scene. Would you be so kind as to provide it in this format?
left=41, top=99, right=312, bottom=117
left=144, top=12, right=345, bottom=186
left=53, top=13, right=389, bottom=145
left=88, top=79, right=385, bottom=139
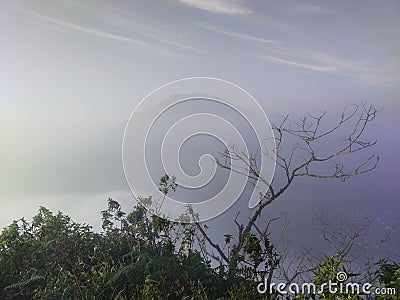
left=0, top=0, right=399, bottom=260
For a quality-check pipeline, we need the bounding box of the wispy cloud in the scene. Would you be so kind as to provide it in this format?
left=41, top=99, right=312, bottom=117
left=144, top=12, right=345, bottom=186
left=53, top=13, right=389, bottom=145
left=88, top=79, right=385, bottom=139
left=177, top=0, right=252, bottom=15
left=255, top=54, right=336, bottom=72
left=200, top=24, right=399, bottom=86
left=197, top=24, right=275, bottom=44
left=13, top=7, right=195, bottom=57
left=68, top=2, right=200, bottom=53
left=260, top=45, right=400, bottom=86
left=278, top=3, right=331, bottom=15
left=259, top=46, right=400, bottom=86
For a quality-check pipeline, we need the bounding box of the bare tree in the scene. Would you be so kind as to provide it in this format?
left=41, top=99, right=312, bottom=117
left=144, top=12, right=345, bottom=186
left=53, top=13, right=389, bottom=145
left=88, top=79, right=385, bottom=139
left=194, top=103, right=380, bottom=282
left=277, top=211, right=393, bottom=285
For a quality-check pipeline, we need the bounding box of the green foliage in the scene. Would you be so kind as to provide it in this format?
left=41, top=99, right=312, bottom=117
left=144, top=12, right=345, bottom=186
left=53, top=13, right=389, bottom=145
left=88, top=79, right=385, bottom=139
left=305, top=256, right=361, bottom=300
left=0, top=200, right=218, bottom=299
left=158, top=174, right=177, bottom=196
left=374, top=259, right=400, bottom=300
left=0, top=197, right=283, bottom=299
left=0, top=176, right=396, bottom=299
left=0, top=202, right=397, bottom=299
left=0, top=206, right=100, bottom=298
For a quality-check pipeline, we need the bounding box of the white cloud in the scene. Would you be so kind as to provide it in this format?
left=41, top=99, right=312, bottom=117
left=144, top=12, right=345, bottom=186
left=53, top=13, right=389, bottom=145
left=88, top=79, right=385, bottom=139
left=15, top=8, right=188, bottom=57
left=200, top=24, right=400, bottom=86
left=177, top=0, right=252, bottom=15
left=260, top=47, right=400, bottom=86
left=26, top=11, right=151, bottom=47
left=256, top=54, right=336, bottom=72
left=197, top=24, right=276, bottom=44
left=279, top=3, right=331, bottom=15
left=68, top=2, right=200, bottom=53
left=258, top=46, right=400, bottom=86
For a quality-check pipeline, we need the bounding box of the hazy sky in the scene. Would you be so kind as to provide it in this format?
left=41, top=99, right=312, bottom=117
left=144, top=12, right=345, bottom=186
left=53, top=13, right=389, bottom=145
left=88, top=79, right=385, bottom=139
left=0, top=1, right=399, bottom=256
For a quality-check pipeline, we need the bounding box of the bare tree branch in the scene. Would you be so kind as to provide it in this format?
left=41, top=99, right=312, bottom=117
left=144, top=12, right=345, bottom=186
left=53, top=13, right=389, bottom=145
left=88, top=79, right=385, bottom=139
left=196, top=103, right=380, bottom=280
